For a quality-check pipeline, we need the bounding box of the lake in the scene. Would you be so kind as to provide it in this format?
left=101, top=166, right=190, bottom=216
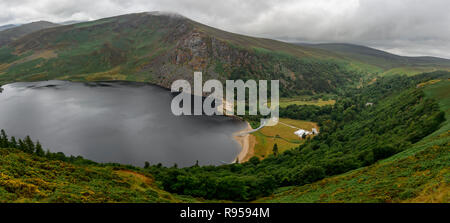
left=0, top=81, right=246, bottom=167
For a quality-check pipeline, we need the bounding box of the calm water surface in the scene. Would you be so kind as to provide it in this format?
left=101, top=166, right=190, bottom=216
left=0, top=81, right=246, bottom=167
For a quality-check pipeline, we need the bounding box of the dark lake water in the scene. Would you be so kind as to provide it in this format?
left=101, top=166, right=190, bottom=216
left=0, top=81, right=246, bottom=167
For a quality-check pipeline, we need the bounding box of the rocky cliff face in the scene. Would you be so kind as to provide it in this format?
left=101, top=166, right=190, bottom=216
left=139, top=18, right=264, bottom=89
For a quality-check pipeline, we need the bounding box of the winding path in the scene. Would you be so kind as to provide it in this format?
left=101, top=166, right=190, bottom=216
left=235, top=119, right=267, bottom=136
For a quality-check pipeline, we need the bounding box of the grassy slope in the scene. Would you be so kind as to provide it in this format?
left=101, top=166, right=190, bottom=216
left=0, top=13, right=182, bottom=85
left=257, top=80, right=450, bottom=203
left=0, top=148, right=199, bottom=203
left=278, top=98, right=336, bottom=108
left=302, top=43, right=450, bottom=75
left=0, top=21, right=60, bottom=46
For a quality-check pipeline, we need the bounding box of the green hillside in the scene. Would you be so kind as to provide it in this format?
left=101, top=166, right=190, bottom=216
left=0, top=13, right=369, bottom=96
left=140, top=72, right=449, bottom=201
left=0, top=21, right=60, bottom=46
left=0, top=12, right=419, bottom=96
left=301, top=43, right=450, bottom=75
left=0, top=146, right=198, bottom=203
left=258, top=79, right=450, bottom=203
left=1, top=13, right=449, bottom=93
left=0, top=72, right=448, bottom=203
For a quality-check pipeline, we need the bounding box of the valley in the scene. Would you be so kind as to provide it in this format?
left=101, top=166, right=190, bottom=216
left=0, top=12, right=449, bottom=203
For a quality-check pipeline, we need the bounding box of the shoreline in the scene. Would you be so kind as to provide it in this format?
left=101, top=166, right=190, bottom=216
left=3, top=80, right=256, bottom=164
left=233, top=121, right=256, bottom=163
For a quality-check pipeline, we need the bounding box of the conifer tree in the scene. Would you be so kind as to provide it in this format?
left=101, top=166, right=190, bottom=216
left=35, top=141, right=44, bottom=156
left=273, top=143, right=279, bottom=156
left=18, top=139, right=26, bottom=151
left=24, top=136, right=35, bottom=154
left=0, top=129, right=7, bottom=147
left=9, top=136, right=17, bottom=149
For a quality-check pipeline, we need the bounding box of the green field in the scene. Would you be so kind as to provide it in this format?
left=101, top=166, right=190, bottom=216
left=252, top=118, right=318, bottom=158
left=278, top=98, right=336, bottom=108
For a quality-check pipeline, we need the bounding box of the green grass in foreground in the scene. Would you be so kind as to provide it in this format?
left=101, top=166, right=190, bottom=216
left=0, top=148, right=199, bottom=203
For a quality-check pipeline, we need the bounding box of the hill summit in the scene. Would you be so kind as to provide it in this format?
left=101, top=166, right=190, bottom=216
left=0, top=12, right=449, bottom=94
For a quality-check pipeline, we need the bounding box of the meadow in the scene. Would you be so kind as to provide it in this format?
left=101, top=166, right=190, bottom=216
left=278, top=98, right=336, bottom=108
left=252, top=118, right=318, bottom=159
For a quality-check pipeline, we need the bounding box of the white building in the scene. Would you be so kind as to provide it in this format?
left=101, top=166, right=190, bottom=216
left=294, top=129, right=313, bottom=138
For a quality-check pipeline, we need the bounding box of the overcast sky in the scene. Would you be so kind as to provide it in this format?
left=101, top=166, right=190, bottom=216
left=1, top=0, right=449, bottom=58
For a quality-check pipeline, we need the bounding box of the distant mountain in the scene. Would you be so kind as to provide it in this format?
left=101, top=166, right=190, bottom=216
left=0, top=21, right=60, bottom=46
left=298, top=43, right=450, bottom=74
left=59, top=20, right=87, bottom=25
left=0, top=12, right=449, bottom=91
left=0, top=24, right=19, bottom=31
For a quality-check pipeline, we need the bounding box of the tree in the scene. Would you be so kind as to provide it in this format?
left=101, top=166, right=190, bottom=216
left=0, top=129, right=7, bottom=147
left=35, top=141, right=45, bottom=156
left=144, top=161, right=150, bottom=169
left=373, top=145, right=397, bottom=161
left=272, top=143, right=279, bottom=156
left=294, top=165, right=326, bottom=185
left=24, top=136, right=35, bottom=154
left=9, top=136, right=17, bottom=149
left=18, top=139, right=26, bottom=151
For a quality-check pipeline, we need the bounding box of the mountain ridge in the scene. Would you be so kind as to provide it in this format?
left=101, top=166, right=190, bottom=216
left=0, top=21, right=60, bottom=47
left=0, top=13, right=362, bottom=95
left=298, top=42, right=450, bottom=73
left=0, top=24, right=19, bottom=31
left=1, top=12, right=450, bottom=91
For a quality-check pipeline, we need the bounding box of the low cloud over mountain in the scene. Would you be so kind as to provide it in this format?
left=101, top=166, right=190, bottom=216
left=1, top=0, right=449, bottom=58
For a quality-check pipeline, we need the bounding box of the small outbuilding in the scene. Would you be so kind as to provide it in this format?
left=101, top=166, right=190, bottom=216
left=294, top=129, right=313, bottom=138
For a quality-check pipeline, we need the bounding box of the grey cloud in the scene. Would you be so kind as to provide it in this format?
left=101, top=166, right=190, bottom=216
left=0, top=0, right=448, bottom=58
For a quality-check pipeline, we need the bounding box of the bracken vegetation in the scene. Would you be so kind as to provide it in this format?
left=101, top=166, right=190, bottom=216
left=0, top=132, right=198, bottom=203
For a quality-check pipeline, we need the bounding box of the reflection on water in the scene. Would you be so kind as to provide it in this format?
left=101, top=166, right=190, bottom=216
left=0, top=81, right=246, bottom=167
